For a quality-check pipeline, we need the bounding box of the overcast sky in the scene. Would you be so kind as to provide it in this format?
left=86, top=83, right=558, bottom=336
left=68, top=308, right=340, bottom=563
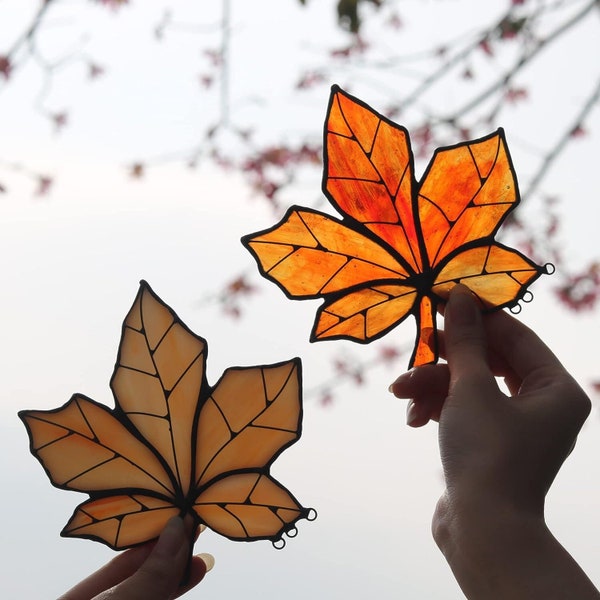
left=1, top=1, right=599, bottom=598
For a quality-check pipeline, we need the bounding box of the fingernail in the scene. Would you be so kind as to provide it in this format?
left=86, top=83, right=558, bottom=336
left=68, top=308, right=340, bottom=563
left=197, top=553, right=215, bottom=573
left=447, top=284, right=478, bottom=326
left=154, top=516, right=185, bottom=558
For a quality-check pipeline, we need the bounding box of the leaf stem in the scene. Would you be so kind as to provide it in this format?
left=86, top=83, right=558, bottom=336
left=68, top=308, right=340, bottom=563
left=411, top=295, right=437, bottom=368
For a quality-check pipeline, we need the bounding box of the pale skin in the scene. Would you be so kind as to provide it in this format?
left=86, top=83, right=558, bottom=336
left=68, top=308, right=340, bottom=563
left=391, top=284, right=599, bottom=599
left=58, top=516, right=213, bottom=600
left=62, top=285, right=598, bottom=599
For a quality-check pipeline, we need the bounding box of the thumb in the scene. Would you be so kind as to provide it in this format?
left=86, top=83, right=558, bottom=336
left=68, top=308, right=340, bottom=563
left=110, top=517, right=189, bottom=600
left=444, top=285, right=494, bottom=387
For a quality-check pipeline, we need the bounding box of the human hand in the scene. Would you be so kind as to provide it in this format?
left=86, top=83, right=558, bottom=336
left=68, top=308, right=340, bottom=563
left=390, top=285, right=597, bottom=599
left=58, top=517, right=214, bottom=600
left=390, top=284, right=590, bottom=515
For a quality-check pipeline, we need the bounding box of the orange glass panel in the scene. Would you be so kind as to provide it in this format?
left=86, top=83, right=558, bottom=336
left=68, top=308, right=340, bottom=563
left=313, top=285, right=416, bottom=342
left=242, top=85, right=551, bottom=368
left=418, top=132, right=516, bottom=266
left=433, top=244, right=542, bottom=308
left=324, top=87, right=421, bottom=267
left=246, top=207, right=410, bottom=298
left=412, top=295, right=436, bottom=368
left=327, top=133, right=380, bottom=181
left=326, top=178, right=402, bottom=225
left=334, top=88, right=380, bottom=153
left=433, top=204, right=510, bottom=267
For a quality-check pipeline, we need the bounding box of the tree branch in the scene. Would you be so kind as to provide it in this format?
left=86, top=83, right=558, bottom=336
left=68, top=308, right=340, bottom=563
left=522, top=73, right=600, bottom=201
left=443, top=0, right=598, bottom=124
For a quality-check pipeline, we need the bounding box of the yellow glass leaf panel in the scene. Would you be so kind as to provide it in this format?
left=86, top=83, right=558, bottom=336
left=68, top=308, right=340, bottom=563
left=195, top=474, right=305, bottom=541
left=63, top=495, right=179, bottom=550
left=20, top=281, right=313, bottom=556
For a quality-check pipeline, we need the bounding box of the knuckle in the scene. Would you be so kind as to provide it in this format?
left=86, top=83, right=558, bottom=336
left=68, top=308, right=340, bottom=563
left=571, top=385, right=592, bottom=422
left=554, top=373, right=592, bottom=427
left=449, top=329, right=485, bottom=350
left=563, top=373, right=591, bottom=412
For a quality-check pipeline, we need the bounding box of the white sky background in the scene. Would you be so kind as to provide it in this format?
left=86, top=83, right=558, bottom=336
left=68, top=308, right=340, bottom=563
left=1, top=1, right=599, bottom=598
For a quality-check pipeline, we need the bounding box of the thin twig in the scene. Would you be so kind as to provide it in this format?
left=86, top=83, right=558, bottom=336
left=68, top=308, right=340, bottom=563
left=6, top=0, right=55, bottom=56
left=443, top=0, right=598, bottom=123
left=220, top=0, right=230, bottom=128
left=522, top=73, right=600, bottom=200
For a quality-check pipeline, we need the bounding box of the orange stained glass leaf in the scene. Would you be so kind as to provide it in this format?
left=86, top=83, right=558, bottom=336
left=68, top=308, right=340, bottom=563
left=242, top=85, right=552, bottom=368
left=19, top=281, right=314, bottom=554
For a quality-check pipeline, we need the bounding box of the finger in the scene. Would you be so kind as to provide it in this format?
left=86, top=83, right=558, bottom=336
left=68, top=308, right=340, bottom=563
left=59, top=519, right=210, bottom=600
left=444, top=284, right=495, bottom=385
left=480, top=308, right=564, bottom=381
left=172, top=554, right=214, bottom=599
left=389, top=364, right=450, bottom=400
left=109, top=516, right=192, bottom=600
left=57, top=544, right=155, bottom=600
left=406, top=395, right=444, bottom=427
left=437, top=326, right=522, bottom=394
left=390, top=364, right=449, bottom=427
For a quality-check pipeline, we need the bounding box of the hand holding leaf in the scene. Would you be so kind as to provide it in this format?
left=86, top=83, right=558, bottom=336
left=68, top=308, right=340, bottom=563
left=20, top=281, right=313, bottom=554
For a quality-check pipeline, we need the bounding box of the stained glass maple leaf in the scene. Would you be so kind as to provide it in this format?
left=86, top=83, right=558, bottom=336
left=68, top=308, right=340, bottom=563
left=242, top=85, right=551, bottom=367
left=19, top=281, right=313, bottom=553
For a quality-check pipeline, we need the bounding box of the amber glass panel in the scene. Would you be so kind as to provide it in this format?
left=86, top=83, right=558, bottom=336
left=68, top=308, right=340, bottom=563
left=21, top=395, right=174, bottom=495
left=112, top=286, right=206, bottom=492
left=418, top=132, right=517, bottom=267
left=63, top=495, right=179, bottom=550
left=242, top=86, right=550, bottom=368
left=194, top=361, right=301, bottom=486
left=325, top=87, right=422, bottom=268
left=246, top=208, right=409, bottom=298
left=194, top=473, right=304, bottom=541
left=433, top=244, right=542, bottom=308
left=20, top=281, right=312, bottom=551
left=313, top=285, right=417, bottom=342
left=412, top=296, right=436, bottom=367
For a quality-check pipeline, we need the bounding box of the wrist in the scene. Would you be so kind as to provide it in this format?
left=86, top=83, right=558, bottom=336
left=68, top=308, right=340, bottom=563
left=433, top=489, right=546, bottom=557
left=433, top=491, right=547, bottom=598
left=433, top=491, right=600, bottom=599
